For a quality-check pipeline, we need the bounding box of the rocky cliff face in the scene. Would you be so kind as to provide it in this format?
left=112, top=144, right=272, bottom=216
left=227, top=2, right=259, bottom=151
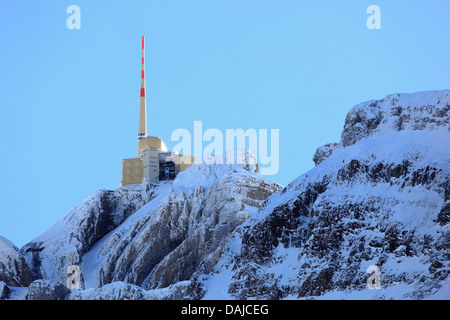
left=20, top=184, right=159, bottom=285
left=213, top=90, right=449, bottom=299
left=0, top=236, right=32, bottom=288
left=83, top=152, right=281, bottom=292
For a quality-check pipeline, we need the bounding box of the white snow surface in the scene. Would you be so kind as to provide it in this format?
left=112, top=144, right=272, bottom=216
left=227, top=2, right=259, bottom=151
left=0, top=236, right=20, bottom=259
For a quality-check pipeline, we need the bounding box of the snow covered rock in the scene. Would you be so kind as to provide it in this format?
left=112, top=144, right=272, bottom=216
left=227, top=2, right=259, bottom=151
left=314, top=90, right=449, bottom=165
left=82, top=150, right=281, bottom=291
left=21, top=184, right=160, bottom=286
left=205, top=89, right=450, bottom=300
left=66, top=281, right=190, bottom=300
left=340, top=90, right=449, bottom=147
left=0, top=236, right=32, bottom=287
left=25, top=279, right=70, bottom=300
left=313, top=143, right=338, bottom=165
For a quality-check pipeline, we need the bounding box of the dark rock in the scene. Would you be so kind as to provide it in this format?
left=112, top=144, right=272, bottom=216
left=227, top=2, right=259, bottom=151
left=341, top=102, right=382, bottom=147
left=313, top=143, right=338, bottom=166
left=23, top=241, right=44, bottom=280
left=25, top=280, right=70, bottom=300
left=298, top=267, right=335, bottom=297
left=0, top=236, right=33, bottom=287
left=0, top=281, right=11, bottom=300
left=240, top=197, right=309, bottom=265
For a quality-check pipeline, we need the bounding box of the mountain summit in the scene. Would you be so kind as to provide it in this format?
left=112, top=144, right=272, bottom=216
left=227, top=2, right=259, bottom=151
left=1, top=89, right=449, bottom=300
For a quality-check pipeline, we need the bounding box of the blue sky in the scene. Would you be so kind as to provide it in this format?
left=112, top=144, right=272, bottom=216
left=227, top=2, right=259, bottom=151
left=0, top=0, right=449, bottom=247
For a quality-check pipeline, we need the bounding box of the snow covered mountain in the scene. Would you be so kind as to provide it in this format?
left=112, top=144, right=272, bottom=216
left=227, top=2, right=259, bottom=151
left=0, top=89, right=449, bottom=300
left=202, top=89, right=450, bottom=299
left=2, top=149, right=282, bottom=300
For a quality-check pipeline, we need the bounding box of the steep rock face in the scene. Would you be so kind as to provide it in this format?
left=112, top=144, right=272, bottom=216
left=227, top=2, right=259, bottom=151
left=220, top=89, right=450, bottom=299
left=0, top=236, right=33, bottom=287
left=21, top=184, right=159, bottom=285
left=82, top=151, right=281, bottom=291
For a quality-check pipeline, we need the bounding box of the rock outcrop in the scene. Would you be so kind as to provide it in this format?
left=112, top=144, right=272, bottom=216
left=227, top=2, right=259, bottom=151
left=25, top=280, right=70, bottom=300
left=313, top=143, right=338, bottom=166
left=314, top=90, right=450, bottom=164
left=0, top=236, right=33, bottom=287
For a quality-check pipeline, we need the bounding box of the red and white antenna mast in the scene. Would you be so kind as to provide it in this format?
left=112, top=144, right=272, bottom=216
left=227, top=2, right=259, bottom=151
left=138, top=36, right=147, bottom=142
